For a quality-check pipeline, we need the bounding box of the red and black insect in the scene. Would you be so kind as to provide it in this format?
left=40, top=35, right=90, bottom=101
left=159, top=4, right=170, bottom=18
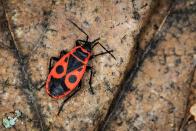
left=44, top=20, right=115, bottom=115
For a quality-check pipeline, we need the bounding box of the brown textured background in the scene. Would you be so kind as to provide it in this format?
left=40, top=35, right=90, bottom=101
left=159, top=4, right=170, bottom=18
left=0, top=0, right=195, bottom=131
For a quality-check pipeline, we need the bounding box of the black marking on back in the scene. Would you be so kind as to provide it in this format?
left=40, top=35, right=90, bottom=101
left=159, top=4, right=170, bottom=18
left=56, top=65, right=64, bottom=74
left=49, top=76, right=69, bottom=97
left=69, top=75, right=77, bottom=83
left=67, top=55, right=83, bottom=73
left=64, top=57, right=68, bottom=62
left=73, top=48, right=88, bottom=60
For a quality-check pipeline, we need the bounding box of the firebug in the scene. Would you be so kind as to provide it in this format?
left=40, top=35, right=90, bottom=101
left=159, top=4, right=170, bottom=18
left=42, top=19, right=115, bottom=115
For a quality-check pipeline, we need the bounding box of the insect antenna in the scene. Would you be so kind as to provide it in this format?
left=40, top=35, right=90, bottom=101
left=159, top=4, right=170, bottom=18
left=67, top=19, right=89, bottom=41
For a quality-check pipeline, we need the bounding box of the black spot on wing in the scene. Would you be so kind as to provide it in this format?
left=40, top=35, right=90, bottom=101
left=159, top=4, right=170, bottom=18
left=49, top=76, right=69, bottom=97
left=67, top=55, right=83, bottom=73
left=56, top=65, right=64, bottom=74
left=69, top=75, right=77, bottom=83
left=73, top=48, right=88, bottom=60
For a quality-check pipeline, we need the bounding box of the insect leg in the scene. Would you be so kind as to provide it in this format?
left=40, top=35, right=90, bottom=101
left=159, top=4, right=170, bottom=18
left=60, top=50, right=68, bottom=57
left=92, top=42, right=116, bottom=60
left=86, top=66, right=95, bottom=95
left=49, top=57, right=59, bottom=72
left=90, top=50, right=114, bottom=60
left=36, top=82, right=46, bottom=91
left=57, top=81, right=82, bottom=116
left=36, top=56, right=60, bottom=91
left=91, top=38, right=100, bottom=44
